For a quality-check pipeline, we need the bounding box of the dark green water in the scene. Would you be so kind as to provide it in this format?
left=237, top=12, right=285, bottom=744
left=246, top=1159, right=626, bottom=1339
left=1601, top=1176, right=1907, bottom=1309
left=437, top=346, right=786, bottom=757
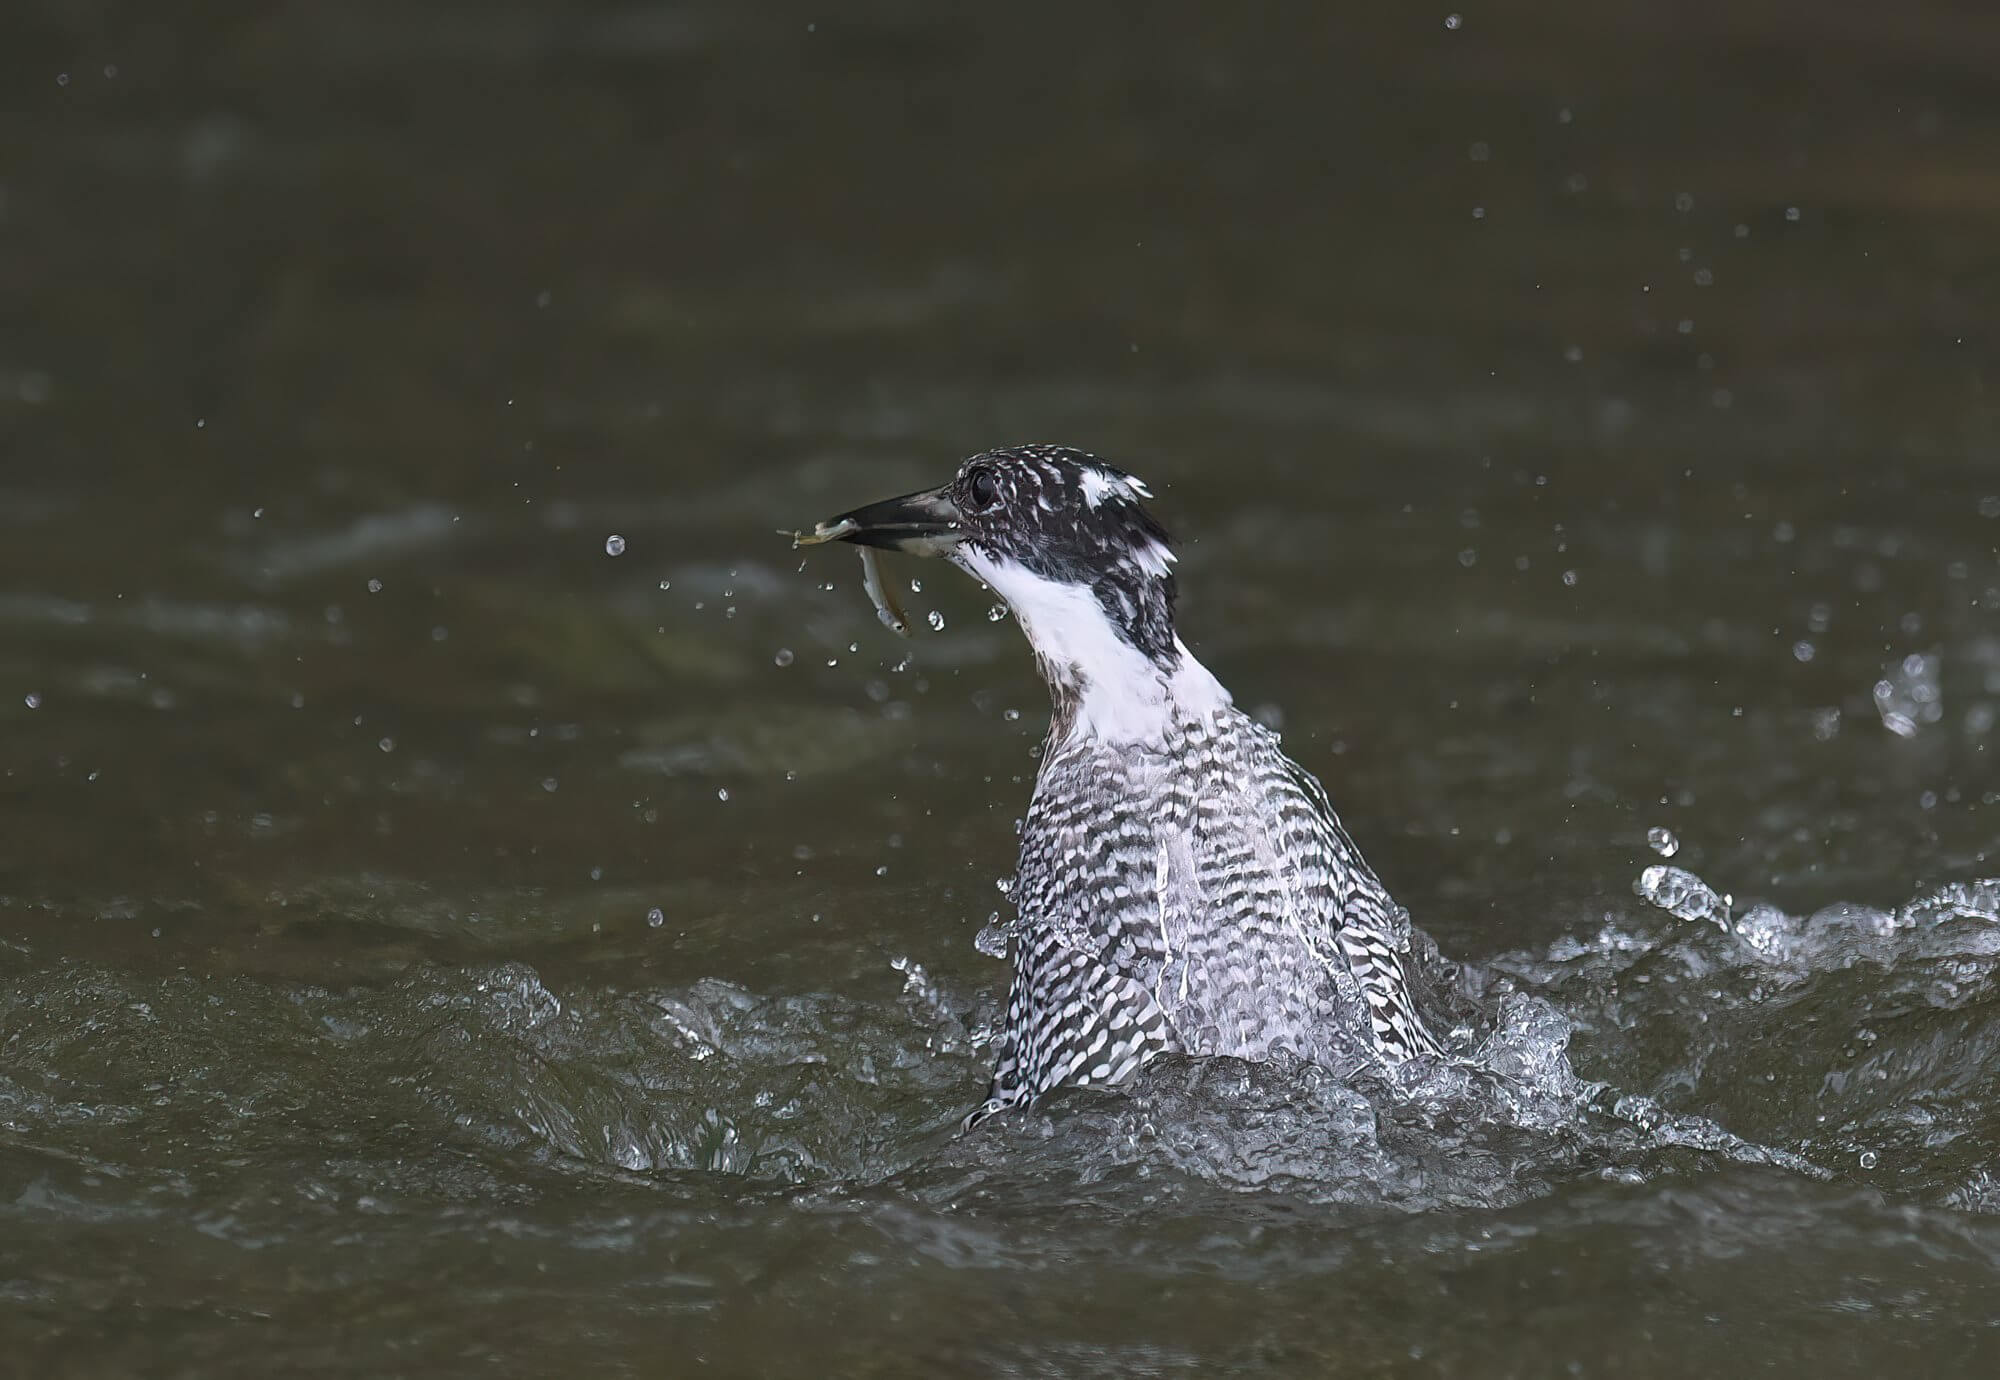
left=4, top=1, right=2000, bottom=1374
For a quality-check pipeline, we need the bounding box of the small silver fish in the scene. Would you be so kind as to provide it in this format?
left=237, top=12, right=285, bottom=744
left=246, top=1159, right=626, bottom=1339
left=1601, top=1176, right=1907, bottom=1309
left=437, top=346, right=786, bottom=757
left=782, top=522, right=912, bottom=637
left=857, top=545, right=911, bottom=637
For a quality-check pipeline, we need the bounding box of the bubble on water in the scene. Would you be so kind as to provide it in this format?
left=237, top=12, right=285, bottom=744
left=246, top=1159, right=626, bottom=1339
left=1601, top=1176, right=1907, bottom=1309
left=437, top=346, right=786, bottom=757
left=541, top=777, right=558, bottom=792
left=604, top=534, right=626, bottom=557
left=987, top=603, right=1010, bottom=622
left=366, top=577, right=383, bottom=593
left=1792, top=640, right=1815, bottom=663
left=1444, top=12, right=1462, bottom=28
left=1003, top=707, right=1022, bottom=722
left=926, top=610, right=946, bottom=631
left=24, top=693, right=40, bottom=709
left=874, top=864, right=889, bottom=877
left=646, top=907, right=665, bottom=929
left=1561, top=569, right=1578, bottom=587
left=773, top=648, right=795, bottom=667
left=1635, top=864, right=1731, bottom=930
left=716, top=788, right=730, bottom=802
left=1647, top=826, right=1680, bottom=858
left=1859, top=1150, right=1879, bottom=1169
left=908, top=578, right=923, bottom=593
left=1458, top=548, right=1478, bottom=567
left=377, top=736, right=395, bottom=753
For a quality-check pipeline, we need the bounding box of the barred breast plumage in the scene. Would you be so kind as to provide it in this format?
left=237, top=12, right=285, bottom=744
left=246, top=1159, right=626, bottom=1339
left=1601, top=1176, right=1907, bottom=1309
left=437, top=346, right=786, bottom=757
left=972, top=704, right=1440, bottom=1124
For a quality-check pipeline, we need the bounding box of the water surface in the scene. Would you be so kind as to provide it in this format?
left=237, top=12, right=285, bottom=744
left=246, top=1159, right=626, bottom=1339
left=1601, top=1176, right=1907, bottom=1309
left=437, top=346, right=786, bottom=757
left=4, top=1, right=2000, bottom=1373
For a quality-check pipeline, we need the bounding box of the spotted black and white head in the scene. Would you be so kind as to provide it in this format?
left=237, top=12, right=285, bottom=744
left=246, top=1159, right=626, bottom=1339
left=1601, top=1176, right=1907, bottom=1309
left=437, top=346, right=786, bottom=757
left=804, top=444, right=1229, bottom=741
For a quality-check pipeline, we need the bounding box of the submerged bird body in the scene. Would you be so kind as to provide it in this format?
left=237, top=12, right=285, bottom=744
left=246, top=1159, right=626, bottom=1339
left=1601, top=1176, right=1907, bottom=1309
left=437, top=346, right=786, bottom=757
left=802, top=445, right=1442, bottom=1123
left=984, top=702, right=1439, bottom=1121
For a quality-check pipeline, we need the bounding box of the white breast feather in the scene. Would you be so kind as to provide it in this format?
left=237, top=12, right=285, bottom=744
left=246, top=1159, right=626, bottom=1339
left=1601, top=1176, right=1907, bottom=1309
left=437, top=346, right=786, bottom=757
left=953, top=549, right=1229, bottom=744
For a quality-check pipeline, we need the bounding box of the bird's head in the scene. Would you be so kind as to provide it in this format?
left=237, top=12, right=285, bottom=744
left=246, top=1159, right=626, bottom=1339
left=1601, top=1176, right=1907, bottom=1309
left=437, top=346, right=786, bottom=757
left=803, top=444, right=1180, bottom=666
left=797, top=445, right=1226, bottom=741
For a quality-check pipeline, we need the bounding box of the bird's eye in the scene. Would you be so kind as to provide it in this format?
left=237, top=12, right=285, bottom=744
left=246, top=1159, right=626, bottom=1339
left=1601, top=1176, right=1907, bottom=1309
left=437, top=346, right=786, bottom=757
left=966, top=468, right=1002, bottom=511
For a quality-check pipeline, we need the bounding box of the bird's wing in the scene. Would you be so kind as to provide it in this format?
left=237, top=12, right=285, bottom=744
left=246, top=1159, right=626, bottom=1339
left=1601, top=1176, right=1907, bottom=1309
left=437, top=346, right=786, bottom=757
left=1269, top=747, right=1444, bottom=1062
left=973, top=918, right=1179, bottom=1124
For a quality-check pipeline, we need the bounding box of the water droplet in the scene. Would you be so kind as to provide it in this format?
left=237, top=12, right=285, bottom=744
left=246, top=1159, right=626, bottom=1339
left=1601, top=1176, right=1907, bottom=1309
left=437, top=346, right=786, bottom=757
left=773, top=648, right=795, bottom=667
left=926, top=610, right=946, bottom=631
left=987, top=603, right=1010, bottom=622
left=1647, top=826, right=1680, bottom=858
left=605, top=534, right=626, bottom=557
left=647, top=907, right=665, bottom=928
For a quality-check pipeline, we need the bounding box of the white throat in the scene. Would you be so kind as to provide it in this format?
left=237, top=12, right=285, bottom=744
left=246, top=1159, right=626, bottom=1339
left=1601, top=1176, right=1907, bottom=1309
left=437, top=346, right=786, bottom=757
left=953, top=549, right=1230, bottom=744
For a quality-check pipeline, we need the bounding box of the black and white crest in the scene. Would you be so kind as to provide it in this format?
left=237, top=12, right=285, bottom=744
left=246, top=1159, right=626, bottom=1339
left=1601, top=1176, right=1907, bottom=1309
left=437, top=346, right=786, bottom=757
left=941, top=445, right=1181, bottom=669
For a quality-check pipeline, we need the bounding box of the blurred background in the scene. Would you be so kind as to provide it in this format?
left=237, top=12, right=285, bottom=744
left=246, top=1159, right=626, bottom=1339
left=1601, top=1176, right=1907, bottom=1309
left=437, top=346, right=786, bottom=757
left=3, top=1, right=1998, bottom=1375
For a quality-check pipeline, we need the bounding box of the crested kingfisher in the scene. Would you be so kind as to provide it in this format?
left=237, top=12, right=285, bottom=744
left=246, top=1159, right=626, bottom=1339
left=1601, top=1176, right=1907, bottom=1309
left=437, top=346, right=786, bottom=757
left=798, top=445, right=1445, bottom=1125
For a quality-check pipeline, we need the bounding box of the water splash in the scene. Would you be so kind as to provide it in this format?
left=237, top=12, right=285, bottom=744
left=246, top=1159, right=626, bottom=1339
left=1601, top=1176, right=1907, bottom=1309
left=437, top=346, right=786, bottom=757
left=1874, top=650, right=1942, bottom=737
left=1635, top=864, right=1731, bottom=930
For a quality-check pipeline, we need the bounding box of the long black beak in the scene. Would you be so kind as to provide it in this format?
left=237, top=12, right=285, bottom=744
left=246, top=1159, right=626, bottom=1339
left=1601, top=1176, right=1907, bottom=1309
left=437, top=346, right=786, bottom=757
left=790, top=484, right=965, bottom=557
